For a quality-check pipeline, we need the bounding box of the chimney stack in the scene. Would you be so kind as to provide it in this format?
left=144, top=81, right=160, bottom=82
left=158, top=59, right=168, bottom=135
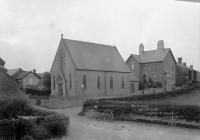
left=157, top=40, right=164, bottom=50
left=183, top=62, right=186, bottom=67
left=178, top=57, right=182, bottom=64
left=190, top=65, right=193, bottom=69
left=33, top=69, right=36, bottom=73
left=139, top=43, right=144, bottom=55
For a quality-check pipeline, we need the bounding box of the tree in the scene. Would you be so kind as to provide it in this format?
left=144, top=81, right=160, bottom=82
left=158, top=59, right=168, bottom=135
left=42, top=72, right=51, bottom=90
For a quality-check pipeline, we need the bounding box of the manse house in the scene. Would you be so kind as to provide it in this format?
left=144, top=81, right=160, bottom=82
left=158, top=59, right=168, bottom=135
left=50, top=35, right=139, bottom=101
left=126, top=40, right=176, bottom=91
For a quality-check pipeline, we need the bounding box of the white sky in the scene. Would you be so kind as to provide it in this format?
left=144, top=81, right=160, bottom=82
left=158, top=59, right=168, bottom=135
left=0, top=0, right=200, bottom=72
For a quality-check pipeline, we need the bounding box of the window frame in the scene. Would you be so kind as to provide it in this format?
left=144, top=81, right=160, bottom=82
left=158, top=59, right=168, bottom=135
left=110, top=76, right=113, bottom=89
left=82, top=75, right=87, bottom=89
left=121, top=77, right=125, bottom=89
left=97, top=76, right=100, bottom=89
left=69, top=73, right=72, bottom=89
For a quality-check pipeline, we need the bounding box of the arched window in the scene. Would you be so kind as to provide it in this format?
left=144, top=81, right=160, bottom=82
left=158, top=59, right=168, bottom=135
left=121, top=77, right=124, bottom=88
left=82, top=75, right=87, bottom=89
left=69, top=73, right=72, bottom=89
left=97, top=76, right=100, bottom=89
left=110, top=76, right=113, bottom=89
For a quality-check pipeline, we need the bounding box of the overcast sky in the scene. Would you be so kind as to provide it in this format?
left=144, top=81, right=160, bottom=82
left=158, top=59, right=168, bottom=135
left=0, top=0, right=200, bottom=72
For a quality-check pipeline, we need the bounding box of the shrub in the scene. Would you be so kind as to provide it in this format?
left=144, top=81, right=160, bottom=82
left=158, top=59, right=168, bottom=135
left=30, top=125, right=49, bottom=140
left=1, top=99, right=32, bottom=119
left=36, top=99, right=41, bottom=106
left=42, top=114, right=69, bottom=138
left=14, top=118, right=33, bottom=140
left=31, top=108, right=53, bottom=116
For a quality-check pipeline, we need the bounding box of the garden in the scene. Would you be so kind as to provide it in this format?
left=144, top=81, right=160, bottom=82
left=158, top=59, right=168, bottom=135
left=0, top=98, right=69, bottom=140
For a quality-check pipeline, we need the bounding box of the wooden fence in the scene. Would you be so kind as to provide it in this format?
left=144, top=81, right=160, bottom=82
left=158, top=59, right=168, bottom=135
left=0, top=119, right=15, bottom=140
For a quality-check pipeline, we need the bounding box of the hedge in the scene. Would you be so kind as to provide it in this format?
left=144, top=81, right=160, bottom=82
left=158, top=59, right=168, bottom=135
left=100, top=84, right=200, bottom=102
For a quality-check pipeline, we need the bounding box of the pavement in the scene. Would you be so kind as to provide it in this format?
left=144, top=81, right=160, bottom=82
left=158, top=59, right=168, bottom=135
left=49, top=107, right=200, bottom=140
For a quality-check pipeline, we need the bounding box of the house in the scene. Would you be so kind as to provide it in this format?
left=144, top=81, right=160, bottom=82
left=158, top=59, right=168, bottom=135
left=176, top=57, right=198, bottom=85
left=126, top=40, right=176, bottom=91
left=50, top=35, right=139, bottom=100
left=0, top=58, right=20, bottom=97
left=7, top=69, right=41, bottom=90
left=21, top=71, right=42, bottom=90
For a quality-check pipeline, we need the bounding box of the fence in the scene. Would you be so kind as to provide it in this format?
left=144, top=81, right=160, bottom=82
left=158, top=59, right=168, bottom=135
left=0, top=119, right=15, bottom=140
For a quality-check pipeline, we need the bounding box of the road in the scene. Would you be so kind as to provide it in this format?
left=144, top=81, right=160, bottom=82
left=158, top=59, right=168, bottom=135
left=52, top=107, right=200, bottom=140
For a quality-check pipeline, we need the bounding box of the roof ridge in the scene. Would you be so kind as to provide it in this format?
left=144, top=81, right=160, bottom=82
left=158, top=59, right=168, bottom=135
left=63, top=38, right=115, bottom=48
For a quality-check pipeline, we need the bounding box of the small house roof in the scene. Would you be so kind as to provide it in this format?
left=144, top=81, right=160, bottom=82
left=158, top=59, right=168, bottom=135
left=7, top=68, right=41, bottom=80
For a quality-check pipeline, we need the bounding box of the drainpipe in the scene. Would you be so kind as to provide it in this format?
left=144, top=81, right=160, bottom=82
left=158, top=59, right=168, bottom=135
left=104, top=72, right=107, bottom=96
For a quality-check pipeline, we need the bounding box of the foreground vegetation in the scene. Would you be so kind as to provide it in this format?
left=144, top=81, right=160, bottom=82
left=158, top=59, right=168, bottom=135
left=0, top=98, right=69, bottom=140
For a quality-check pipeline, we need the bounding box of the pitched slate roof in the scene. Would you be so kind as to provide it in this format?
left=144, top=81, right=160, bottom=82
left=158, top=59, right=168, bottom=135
left=62, top=39, right=130, bottom=72
left=128, top=48, right=175, bottom=64
left=7, top=68, right=41, bottom=80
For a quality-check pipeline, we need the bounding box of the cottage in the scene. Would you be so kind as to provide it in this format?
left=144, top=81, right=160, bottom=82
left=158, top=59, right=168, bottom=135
left=50, top=35, right=139, bottom=99
left=7, top=69, right=41, bottom=90
left=126, top=40, right=176, bottom=91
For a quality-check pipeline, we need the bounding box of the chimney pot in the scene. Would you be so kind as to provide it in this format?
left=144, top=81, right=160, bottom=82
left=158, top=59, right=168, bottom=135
left=178, top=57, right=182, bottom=64
left=139, top=43, right=144, bottom=55
left=157, top=40, right=164, bottom=50
left=190, top=65, right=193, bottom=69
left=61, top=34, right=63, bottom=38
left=183, top=62, right=186, bottom=67
left=33, top=69, right=36, bottom=73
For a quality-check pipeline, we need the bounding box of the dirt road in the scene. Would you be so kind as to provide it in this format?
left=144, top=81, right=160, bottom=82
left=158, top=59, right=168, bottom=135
left=52, top=107, right=200, bottom=140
